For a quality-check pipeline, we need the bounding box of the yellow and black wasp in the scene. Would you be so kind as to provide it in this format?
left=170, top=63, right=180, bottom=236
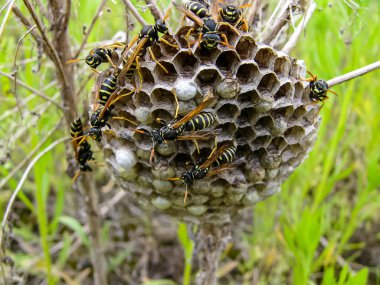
left=119, top=8, right=178, bottom=82
left=66, top=43, right=125, bottom=72
left=173, top=1, right=236, bottom=51
left=305, top=71, right=337, bottom=105
left=168, top=144, right=237, bottom=203
left=218, top=2, right=252, bottom=32
left=70, top=117, right=95, bottom=181
left=135, top=94, right=217, bottom=163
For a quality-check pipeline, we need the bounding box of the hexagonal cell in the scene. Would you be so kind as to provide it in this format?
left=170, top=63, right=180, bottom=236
left=255, top=115, right=274, bottom=130
left=216, top=103, right=240, bottom=122
left=216, top=51, right=239, bottom=75
left=159, top=35, right=179, bottom=56
left=113, top=110, right=137, bottom=127
left=132, top=128, right=152, bottom=150
left=195, top=68, right=222, bottom=86
left=274, top=56, right=291, bottom=76
left=173, top=51, right=199, bottom=77
left=274, top=82, right=294, bottom=101
left=138, top=66, right=155, bottom=86
left=236, top=35, right=257, bottom=59
left=289, top=59, right=301, bottom=77
left=251, top=135, right=271, bottom=149
left=268, top=137, right=287, bottom=152
left=133, top=90, right=152, bottom=108
left=237, top=143, right=252, bottom=158
left=150, top=88, right=178, bottom=117
left=235, top=126, right=255, bottom=145
left=292, top=105, right=307, bottom=120
left=175, top=26, right=194, bottom=49
left=236, top=63, right=260, bottom=84
left=237, top=90, right=261, bottom=108
left=282, top=144, right=301, bottom=163
left=237, top=107, right=256, bottom=126
left=218, top=24, right=240, bottom=47
left=154, top=61, right=177, bottom=84
left=151, top=108, right=174, bottom=123
left=115, top=87, right=134, bottom=107
left=254, top=47, right=276, bottom=69
left=194, top=45, right=221, bottom=64
left=294, top=81, right=306, bottom=101
left=257, top=73, right=280, bottom=93
left=284, top=126, right=305, bottom=145
left=218, top=122, right=237, bottom=141
left=271, top=105, right=294, bottom=119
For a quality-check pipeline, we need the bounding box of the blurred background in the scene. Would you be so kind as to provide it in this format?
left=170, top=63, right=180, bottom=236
left=0, top=0, right=379, bottom=284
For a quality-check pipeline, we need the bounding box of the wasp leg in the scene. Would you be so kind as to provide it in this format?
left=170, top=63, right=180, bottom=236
left=218, top=22, right=240, bottom=35
left=171, top=89, right=180, bottom=119
left=105, top=53, right=117, bottom=69
left=183, top=184, right=189, bottom=205
left=219, top=33, right=234, bottom=49
left=90, top=67, right=101, bottom=75
left=192, top=139, right=200, bottom=154
left=240, top=19, right=249, bottom=32
left=135, top=56, right=143, bottom=92
left=109, top=89, right=135, bottom=106
left=148, top=47, right=168, bottom=73
left=112, top=116, right=137, bottom=126
left=184, top=27, right=196, bottom=52
left=103, top=129, right=116, bottom=136
left=159, top=37, right=179, bottom=49
left=72, top=170, right=81, bottom=183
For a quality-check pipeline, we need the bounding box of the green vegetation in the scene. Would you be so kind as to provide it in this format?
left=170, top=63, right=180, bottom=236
left=0, top=0, right=379, bottom=284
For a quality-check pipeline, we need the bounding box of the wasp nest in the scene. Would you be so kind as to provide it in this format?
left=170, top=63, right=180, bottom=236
left=98, top=25, right=319, bottom=224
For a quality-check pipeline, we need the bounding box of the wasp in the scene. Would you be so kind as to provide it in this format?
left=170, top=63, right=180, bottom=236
left=168, top=144, right=237, bottom=203
left=184, top=1, right=210, bottom=18
left=305, top=71, right=337, bottom=104
left=173, top=1, right=236, bottom=51
left=70, top=117, right=95, bottom=181
left=218, top=3, right=252, bottom=32
left=66, top=43, right=125, bottom=72
left=135, top=95, right=217, bottom=163
left=119, top=8, right=178, bottom=82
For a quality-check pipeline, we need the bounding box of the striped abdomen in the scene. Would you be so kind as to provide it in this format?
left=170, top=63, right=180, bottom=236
left=99, top=74, right=117, bottom=106
left=184, top=1, right=210, bottom=18
left=70, top=117, right=84, bottom=139
left=184, top=112, right=215, bottom=131
left=85, top=48, right=112, bottom=69
left=212, top=146, right=236, bottom=168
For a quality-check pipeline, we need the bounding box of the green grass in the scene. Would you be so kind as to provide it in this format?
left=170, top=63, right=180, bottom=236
left=0, top=0, right=379, bottom=284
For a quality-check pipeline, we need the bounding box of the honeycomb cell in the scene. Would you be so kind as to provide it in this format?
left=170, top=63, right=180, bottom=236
left=237, top=90, right=261, bottom=108
left=292, top=106, right=307, bottom=120
left=215, top=77, right=240, bottom=99
left=284, top=126, right=305, bottom=145
left=237, top=107, right=256, bottom=126
left=216, top=102, right=240, bottom=122
left=195, top=68, right=222, bottom=86
left=114, top=110, right=137, bottom=127
left=218, top=23, right=240, bottom=47
left=150, top=88, right=177, bottom=116
left=236, top=35, right=257, bottom=59
left=219, top=122, right=238, bottom=141
left=173, top=51, right=199, bottom=76
left=216, top=51, right=240, bottom=75
left=151, top=108, right=174, bottom=123
left=134, top=90, right=152, bottom=108
left=236, top=63, right=260, bottom=84
left=258, top=73, right=280, bottom=93
left=194, top=46, right=221, bottom=63
left=255, top=115, right=274, bottom=130
left=274, top=82, right=294, bottom=101
left=274, top=56, right=291, bottom=76
left=235, top=127, right=255, bottom=145
left=138, top=67, right=155, bottom=88
left=251, top=135, right=271, bottom=149
left=154, top=61, right=177, bottom=84
left=158, top=35, right=179, bottom=56
left=254, top=47, right=276, bottom=69
left=268, top=137, right=287, bottom=152
left=272, top=105, right=294, bottom=119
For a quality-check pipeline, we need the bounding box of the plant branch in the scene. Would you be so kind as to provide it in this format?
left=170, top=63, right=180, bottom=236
left=0, top=0, right=16, bottom=41
left=144, top=0, right=163, bottom=21
left=121, top=0, right=147, bottom=26
left=0, top=70, right=63, bottom=109
left=327, top=61, right=380, bottom=87
left=282, top=1, right=316, bottom=54
left=74, top=0, right=108, bottom=59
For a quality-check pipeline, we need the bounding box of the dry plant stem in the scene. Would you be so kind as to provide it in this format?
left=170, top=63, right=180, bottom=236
left=261, top=1, right=294, bottom=44
left=0, top=120, right=63, bottom=189
left=144, top=0, right=163, bottom=21
left=0, top=70, right=63, bottom=109
left=282, top=1, right=316, bottom=54
left=0, top=0, right=16, bottom=41
left=327, top=61, right=380, bottom=87
left=245, top=0, right=261, bottom=27
left=74, top=0, right=108, bottom=59
left=195, top=224, right=231, bottom=285
left=12, top=7, right=42, bottom=45
left=122, top=0, right=147, bottom=26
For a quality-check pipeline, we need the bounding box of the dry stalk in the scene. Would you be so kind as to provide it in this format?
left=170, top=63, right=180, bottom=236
left=121, top=0, right=147, bottom=26
left=144, top=0, right=163, bottom=21
left=195, top=224, right=232, bottom=285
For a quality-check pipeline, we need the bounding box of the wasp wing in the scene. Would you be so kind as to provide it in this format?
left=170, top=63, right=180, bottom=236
left=199, top=143, right=230, bottom=169
left=172, top=1, right=205, bottom=27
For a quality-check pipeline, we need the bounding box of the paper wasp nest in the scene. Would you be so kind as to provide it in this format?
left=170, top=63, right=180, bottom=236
left=99, top=26, right=319, bottom=224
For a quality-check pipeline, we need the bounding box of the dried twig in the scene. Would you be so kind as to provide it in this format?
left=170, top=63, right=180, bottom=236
left=0, top=0, right=16, bottom=41
left=282, top=1, right=316, bottom=54
left=12, top=25, right=36, bottom=118
left=12, top=7, right=42, bottom=45
left=74, top=0, right=108, bottom=59
left=144, top=0, right=163, bottom=21
left=0, top=70, right=63, bottom=109
left=121, top=0, right=147, bottom=26
left=327, top=61, right=380, bottom=87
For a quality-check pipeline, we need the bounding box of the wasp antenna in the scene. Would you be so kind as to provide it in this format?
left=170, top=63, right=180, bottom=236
left=184, top=184, right=188, bottom=205
left=327, top=89, right=338, bottom=96
left=149, top=147, right=155, bottom=164
left=163, top=6, right=172, bottom=22
left=239, top=4, right=253, bottom=9
left=66, top=58, right=83, bottom=64
left=72, top=170, right=81, bottom=183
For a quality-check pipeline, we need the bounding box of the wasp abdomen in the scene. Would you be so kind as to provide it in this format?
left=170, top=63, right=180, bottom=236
left=212, top=146, right=236, bottom=168
left=99, top=74, right=117, bottom=105
left=184, top=112, right=215, bottom=131
left=70, top=117, right=84, bottom=138
left=184, top=1, right=209, bottom=18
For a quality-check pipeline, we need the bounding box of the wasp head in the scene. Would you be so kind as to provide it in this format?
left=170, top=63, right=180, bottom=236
left=150, top=129, right=165, bottom=144
left=89, top=127, right=102, bottom=142
left=201, top=33, right=220, bottom=49
left=155, top=19, right=169, bottom=35
left=311, top=80, right=329, bottom=95
left=181, top=171, right=194, bottom=186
